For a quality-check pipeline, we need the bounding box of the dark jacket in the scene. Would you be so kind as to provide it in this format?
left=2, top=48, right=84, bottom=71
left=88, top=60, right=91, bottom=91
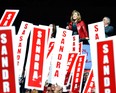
left=105, top=25, right=114, bottom=38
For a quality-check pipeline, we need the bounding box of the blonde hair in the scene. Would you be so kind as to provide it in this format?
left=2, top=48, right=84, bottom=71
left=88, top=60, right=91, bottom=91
left=70, top=10, right=81, bottom=22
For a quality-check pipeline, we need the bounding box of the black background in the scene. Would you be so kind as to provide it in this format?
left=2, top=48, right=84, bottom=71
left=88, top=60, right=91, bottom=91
left=0, top=0, right=116, bottom=34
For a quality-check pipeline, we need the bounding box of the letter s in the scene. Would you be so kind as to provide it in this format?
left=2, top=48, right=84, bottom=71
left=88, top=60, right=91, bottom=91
left=103, top=44, right=109, bottom=53
left=1, top=34, right=7, bottom=44
left=94, top=25, right=98, bottom=32
left=62, top=31, right=66, bottom=37
left=24, top=24, right=28, bottom=29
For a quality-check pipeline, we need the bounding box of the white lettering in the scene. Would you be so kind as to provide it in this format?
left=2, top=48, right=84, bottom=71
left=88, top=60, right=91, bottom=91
left=103, top=44, right=109, bottom=53
left=32, top=71, right=38, bottom=80
left=104, top=65, right=110, bottom=75
left=105, top=89, right=110, bottom=93
left=3, top=82, right=10, bottom=92
left=2, top=69, right=9, bottom=80
left=1, top=34, right=7, bottom=44
left=2, top=57, right=8, bottom=67
left=34, top=62, right=39, bottom=70
left=1, top=45, right=7, bottom=55
left=104, top=77, right=110, bottom=87
left=35, top=54, right=40, bottom=61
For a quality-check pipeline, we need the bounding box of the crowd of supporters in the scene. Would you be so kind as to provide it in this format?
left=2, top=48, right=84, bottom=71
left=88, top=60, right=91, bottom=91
left=19, top=9, right=115, bottom=93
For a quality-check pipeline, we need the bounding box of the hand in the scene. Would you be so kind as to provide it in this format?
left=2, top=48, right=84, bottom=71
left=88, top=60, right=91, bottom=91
left=85, top=37, right=89, bottom=40
left=66, top=26, right=69, bottom=29
left=54, top=84, right=63, bottom=93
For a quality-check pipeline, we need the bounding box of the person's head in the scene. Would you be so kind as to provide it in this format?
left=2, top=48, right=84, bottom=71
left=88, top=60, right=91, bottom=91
left=103, top=16, right=111, bottom=26
left=70, top=10, right=81, bottom=22
left=51, top=84, right=55, bottom=91
left=54, top=84, right=63, bottom=93
left=25, top=89, right=30, bottom=93
left=46, top=84, right=53, bottom=93
left=31, top=89, right=38, bottom=93
left=49, top=23, right=56, bottom=31
left=83, top=72, right=89, bottom=80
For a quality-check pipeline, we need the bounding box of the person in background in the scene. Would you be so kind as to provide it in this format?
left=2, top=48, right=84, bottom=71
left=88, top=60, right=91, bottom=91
left=31, top=89, right=38, bottom=93
left=66, top=9, right=89, bottom=44
left=81, top=72, right=89, bottom=92
left=103, top=16, right=114, bottom=38
left=49, top=23, right=57, bottom=38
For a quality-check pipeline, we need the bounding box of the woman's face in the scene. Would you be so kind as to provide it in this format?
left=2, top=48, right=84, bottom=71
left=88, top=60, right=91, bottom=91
left=72, top=12, right=78, bottom=20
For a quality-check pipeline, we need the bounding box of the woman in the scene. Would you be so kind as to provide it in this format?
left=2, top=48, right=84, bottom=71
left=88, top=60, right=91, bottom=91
left=66, top=10, right=89, bottom=41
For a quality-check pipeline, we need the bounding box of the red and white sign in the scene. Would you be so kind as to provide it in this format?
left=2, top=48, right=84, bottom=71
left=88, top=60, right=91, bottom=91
left=88, top=21, right=106, bottom=93
left=83, top=69, right=95, bottom=93
left=70, top=54, right=86, bottom=93
left=48, top=27, right=72, bottom=86
left=63, top=53, right=78, bottom=92
left=0, top=9, right=19, bottom=26
left=25, top=25, right=48, bottom=90
left=16, top=21, right=33, bottom=77
left=44, top=38, right=55, bottom=81
left=0, top=26, right=19, bottom=93
left=88, top=21, right=105, bottom=41
left=96, top=37, right=116, bottom=93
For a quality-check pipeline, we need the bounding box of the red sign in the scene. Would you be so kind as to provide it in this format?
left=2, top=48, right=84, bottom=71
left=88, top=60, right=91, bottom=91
left=25, top=26, right=48, bottom=90
left=0, top=9, right=19, bottom=26
left=64, top=53, right=78, bottom=86
left=83, top=69, right=95, bottom=93
left=0, top=27, right=18, bottom=93
left=71, top=55, right=86, bottom=93
left=97, top=40, right=116, bottom=93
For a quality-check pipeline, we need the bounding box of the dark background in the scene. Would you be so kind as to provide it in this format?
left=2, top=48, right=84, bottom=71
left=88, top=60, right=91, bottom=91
left=0, top=0, right=116, bottom=34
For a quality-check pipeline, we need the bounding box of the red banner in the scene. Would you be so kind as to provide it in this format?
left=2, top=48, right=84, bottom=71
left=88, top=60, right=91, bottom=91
left=48, top=27, right=72, bottom=86
left=63, top=53, right=78, bottom=92
left=83, top=69, right=95, bottom=93
left=0, top=9, right=19, bottom=26
left=0, top=27, right=19, bottom=93
left=71, top=55, right=86, bottom=93
left=25, top=26, right=48, bottom=90
left=97, top=40, right=116, bottom=93
left=64, top=53, right=78, bottom=85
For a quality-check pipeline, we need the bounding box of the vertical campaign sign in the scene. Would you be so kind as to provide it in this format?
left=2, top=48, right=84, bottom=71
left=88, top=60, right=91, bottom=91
left=16, top=21, right=33, bottom=77
left=44, top=38, right=55, bottom=82
left=71, top=35, right=79, bottom=52
left=88, top=21, right=105, bottom=41
left=0, top=26, right=19, bottom=93
left=63, top=53, right=78, bottom=92
left=25, top=25, right=48, bottom=90
left=63, top=35, right=79, bottom=92
left=38, top=25, right=54, bottom=84
left=96, top=36, right=116, bottom=93
left=0, top=9, right=19, bottom=26
left=88, top=21, right=105, bottom=93
left=48, top=27, right=72, bottom=86
left=83, top=68, right=95, bottom=93
left=70, top=54, right=86, bottom=93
